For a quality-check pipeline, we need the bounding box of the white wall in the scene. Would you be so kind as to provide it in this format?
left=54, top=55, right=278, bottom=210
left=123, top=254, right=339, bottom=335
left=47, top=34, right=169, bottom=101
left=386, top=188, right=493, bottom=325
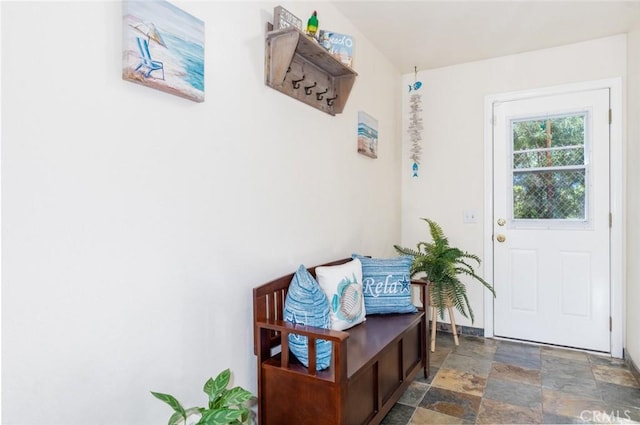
left=401, top=35, right=627, bottom=330
left=1, top=2, right=401, bottom=424
left=626, top=30, right=640, bottom=368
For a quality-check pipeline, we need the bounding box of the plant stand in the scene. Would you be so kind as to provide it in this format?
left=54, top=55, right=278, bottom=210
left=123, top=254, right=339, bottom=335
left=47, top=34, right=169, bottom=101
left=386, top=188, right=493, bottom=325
left=429, top=288, right=459, bottom=352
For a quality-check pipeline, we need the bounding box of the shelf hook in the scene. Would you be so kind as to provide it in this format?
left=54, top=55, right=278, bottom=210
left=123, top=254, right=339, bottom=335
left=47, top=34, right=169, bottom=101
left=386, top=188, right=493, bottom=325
left=292, top=75, right=306, bottom=89
left=304, top=82, right=317, bottom=95
left=326, top=94, right=338, bottom=107
left=316, top=88, right=328, bottom=100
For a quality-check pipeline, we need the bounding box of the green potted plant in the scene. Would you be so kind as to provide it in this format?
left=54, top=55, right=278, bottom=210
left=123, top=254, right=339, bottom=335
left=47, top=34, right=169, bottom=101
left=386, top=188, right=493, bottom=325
left=151, top=368, right=253, bottom=425
left=394, top=218, right=495, bottom=324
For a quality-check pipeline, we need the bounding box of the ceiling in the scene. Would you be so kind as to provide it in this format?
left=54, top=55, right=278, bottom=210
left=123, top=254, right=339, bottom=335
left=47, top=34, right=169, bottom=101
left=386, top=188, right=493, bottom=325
left=332, top=1, right=640, bottom=73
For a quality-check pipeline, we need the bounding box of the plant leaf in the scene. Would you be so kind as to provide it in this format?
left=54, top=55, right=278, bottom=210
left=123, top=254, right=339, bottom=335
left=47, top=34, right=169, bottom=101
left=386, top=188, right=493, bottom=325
left=199, top=409, right=243, bottom=425
left=169, top=411, right=185, bottom=425
left=239, top=407, right=250, bottom=423
left=203, top=377, right=216, bottom=402
left=220, top=386, right=253, bottom=406
left=151, top=391, right=186, bottom=418
left=204, top=369, right=231, bottom=403
left=185, top=407, right=202, bottom=416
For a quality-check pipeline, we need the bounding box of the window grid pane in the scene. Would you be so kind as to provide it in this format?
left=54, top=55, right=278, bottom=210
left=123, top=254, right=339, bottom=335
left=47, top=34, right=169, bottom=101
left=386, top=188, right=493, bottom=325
left=511, top=114, right=587, bottom=221
left=513, top=170, right=586, bottom=220
left=513, top=146, right=585, bottom=169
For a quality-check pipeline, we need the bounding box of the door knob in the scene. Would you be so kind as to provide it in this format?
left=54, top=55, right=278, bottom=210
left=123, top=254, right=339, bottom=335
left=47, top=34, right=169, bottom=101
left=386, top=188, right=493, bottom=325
left=497, top=218, right=506, bottom=226
left=496, top=234, right=506, bottom=243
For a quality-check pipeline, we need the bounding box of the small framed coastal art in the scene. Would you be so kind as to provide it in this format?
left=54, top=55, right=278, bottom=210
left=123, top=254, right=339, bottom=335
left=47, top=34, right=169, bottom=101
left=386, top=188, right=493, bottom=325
left=357, top=111, right=378, bottom=159
left=123, top=0, right=204, bottom=103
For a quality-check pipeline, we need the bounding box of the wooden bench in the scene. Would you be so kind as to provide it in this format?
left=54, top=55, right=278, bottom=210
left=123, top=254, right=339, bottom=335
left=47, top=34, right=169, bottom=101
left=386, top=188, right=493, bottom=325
left=253, top=259, right=429, bottom=425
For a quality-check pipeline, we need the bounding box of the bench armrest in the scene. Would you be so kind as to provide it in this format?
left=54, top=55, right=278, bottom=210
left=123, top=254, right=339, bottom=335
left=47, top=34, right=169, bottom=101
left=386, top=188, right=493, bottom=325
left=411, top=278, right=429, bottom=311
left=410, top=278, right=429, bottom=287
left=257, top=318, right=350, bottom=342
left=256, top=318, right=349, bottom=380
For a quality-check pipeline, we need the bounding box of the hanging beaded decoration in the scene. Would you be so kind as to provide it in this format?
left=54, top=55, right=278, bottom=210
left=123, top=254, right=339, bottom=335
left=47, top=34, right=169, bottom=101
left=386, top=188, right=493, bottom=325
left=408, top=66, right=423, bottom=177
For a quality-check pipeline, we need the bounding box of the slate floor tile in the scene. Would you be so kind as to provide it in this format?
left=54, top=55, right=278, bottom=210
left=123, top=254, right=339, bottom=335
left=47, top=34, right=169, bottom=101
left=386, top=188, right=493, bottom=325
left=592, top=364, right=640, bottom=388
left=541, top=345, right=590, bottom=363
left=494, top=350, right=542, bottom=370
left=489, top=361, right=541, bottom=386
left=483, top=378, right=542, bottom=409
left=541, top=412, right=588, bottom=424
left=430, top=346, right=452, bottom=368
left=398, top=381, right=430, bottom=407
left=432, top=368, right=487, bottom=397
left=441, top=353, right=493, bottom=378
left=541, top=374, right=602, bottom=400
left=495, top=340, right=541, bottom=356
left=409, top=407, right=463, bottom=424
left=589, top=354, right=628, bottom=368
left=476, top=398, right=542, bottom=424
left=598, top=381, right=640, bottom=407
left=381, top=403, right=417, bottom=425
left=542, top=388, right=609, bottom=419
left=419, top=386, right=481, bottom=422
left=434, top=332, right=459, bottom=349
left=541, top=356, right=595, bottom=380
left=452, top=336, right=498, bottom=359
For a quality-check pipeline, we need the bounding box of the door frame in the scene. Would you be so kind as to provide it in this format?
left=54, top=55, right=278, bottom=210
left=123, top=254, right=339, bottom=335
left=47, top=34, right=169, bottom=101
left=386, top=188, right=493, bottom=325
left=483, top=78, right=624, bottom=357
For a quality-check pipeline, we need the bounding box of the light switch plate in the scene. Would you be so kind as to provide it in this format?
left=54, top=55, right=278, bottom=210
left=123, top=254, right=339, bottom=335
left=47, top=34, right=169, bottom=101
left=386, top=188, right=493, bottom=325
left=463, top=210, right=478, bottom=223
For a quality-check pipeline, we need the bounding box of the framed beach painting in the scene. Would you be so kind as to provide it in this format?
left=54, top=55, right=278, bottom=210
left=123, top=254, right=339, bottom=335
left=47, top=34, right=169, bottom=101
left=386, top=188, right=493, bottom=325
left=123, top=0, right=204, bottom=102
left=357, top=111, right=378, bottom=158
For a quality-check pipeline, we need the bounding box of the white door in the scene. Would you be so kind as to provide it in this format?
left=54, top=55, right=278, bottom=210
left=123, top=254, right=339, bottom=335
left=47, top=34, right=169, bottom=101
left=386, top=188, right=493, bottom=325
left=492, top=89, right=610, bottom=352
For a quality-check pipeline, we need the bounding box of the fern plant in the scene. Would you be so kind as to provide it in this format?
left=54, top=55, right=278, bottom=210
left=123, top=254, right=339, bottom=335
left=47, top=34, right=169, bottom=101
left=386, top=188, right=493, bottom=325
left=394, top=218, right=495, bottom=323
left=151, top=369, right=253, bottom=425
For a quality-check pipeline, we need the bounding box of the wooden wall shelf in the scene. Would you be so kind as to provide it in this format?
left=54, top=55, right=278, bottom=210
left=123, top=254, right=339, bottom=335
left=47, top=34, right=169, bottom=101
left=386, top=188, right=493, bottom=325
left=265, top=27, right=357, bottom=116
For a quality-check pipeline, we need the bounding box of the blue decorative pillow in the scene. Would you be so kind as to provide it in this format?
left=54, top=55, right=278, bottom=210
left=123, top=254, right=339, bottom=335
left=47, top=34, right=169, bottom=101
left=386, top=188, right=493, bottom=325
left=283, top=265, right=332, bottom=370
left=353, top=254, right=417, bottom=314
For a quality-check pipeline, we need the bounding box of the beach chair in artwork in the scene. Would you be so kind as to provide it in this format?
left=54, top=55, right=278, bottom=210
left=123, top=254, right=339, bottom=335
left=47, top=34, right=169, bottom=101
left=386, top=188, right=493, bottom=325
left=134, top=37, right=165, bottom=80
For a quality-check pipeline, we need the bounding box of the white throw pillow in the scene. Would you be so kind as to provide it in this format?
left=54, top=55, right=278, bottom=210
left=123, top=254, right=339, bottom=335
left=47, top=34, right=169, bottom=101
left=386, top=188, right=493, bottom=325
left=315, top=259, right=366, bottom=331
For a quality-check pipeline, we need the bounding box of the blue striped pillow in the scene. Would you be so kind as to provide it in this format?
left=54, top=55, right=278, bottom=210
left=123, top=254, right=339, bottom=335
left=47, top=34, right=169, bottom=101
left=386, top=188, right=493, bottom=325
left=283, top=265, right=332, bottom=370
left=353, top=254, right=417, bottom=314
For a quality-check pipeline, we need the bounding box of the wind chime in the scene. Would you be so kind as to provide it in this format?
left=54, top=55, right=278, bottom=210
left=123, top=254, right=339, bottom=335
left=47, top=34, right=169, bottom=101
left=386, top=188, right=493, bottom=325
left=408, top=66, right=423, bottom=177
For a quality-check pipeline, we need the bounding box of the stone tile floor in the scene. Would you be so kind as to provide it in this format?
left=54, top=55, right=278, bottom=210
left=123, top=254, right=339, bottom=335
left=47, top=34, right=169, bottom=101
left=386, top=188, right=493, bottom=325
left=382, top=333, right=640, bottom=424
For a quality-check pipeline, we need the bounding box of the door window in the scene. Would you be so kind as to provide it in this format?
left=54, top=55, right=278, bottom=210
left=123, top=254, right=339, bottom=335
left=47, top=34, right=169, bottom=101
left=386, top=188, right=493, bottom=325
left=509, top=113, right=590, bottom=227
